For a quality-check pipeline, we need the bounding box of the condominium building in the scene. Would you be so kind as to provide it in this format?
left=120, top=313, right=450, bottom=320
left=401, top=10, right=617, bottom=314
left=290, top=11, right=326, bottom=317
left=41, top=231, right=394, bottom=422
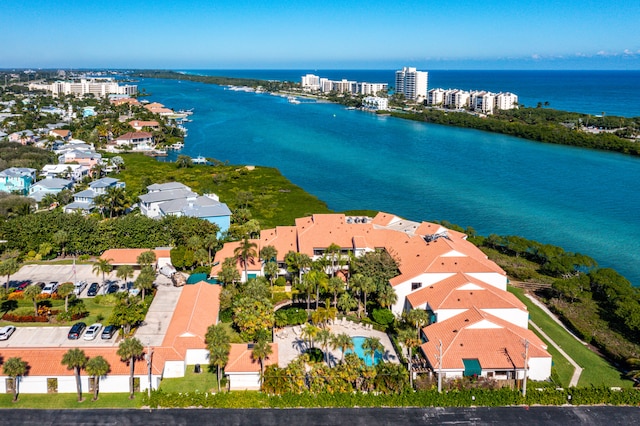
left=29, top=78, right=137, bottom=98
left=356, top=82, right=388, bottom=96
left=445, top=89, right=471, bottom=109
left=362, top=96, right=389, bottom=111
left=495, top=92, right=519, bottom=110
left=395, top=67, right=428, bottom=101
left=301, top=74, right=321, bottom=91
left=300, top=74, right=387, bottom=96
left=470, top=91, right=496, bottom=114
left=427, top=88, right=445, bottom=106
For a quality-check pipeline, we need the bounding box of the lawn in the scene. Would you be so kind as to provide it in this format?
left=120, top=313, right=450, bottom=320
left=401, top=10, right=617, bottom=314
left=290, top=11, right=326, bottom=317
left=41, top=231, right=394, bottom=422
left=0, top=295, right=115, bottom=327
left=159, top=365, right=220, bottom=393
left=0, top=393, right=143, bottom=409
left=509, top=286, right=632, bottom=388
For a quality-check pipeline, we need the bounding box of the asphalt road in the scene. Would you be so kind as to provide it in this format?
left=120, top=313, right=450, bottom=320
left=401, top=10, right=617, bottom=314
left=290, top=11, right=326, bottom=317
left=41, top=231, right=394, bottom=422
left=0, top=407, right=638, bottom=425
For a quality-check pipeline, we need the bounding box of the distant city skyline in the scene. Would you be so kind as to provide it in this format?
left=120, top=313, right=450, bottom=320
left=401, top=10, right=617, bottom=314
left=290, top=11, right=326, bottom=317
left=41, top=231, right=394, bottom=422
left=1, top=0, right=639, bottom=70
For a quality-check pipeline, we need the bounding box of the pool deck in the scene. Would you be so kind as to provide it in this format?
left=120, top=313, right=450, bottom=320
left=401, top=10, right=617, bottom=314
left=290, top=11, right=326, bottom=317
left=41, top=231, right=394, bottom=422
left=274, top=318, right=399, bottom=367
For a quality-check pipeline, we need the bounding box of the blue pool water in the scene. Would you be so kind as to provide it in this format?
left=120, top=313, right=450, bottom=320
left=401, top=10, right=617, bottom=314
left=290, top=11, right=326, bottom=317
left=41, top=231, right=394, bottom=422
left=345, top=336, right=383, bottom=366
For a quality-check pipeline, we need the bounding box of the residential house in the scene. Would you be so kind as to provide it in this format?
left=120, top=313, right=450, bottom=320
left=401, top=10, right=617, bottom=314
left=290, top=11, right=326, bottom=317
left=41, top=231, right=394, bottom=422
left=420, top=308, right=551, bottom=381
left=0, top=167, right=37, bottom=195
left=138, top=182, right=231, bottom=233
left=57, top=148, right=102, bottom=169
left=225, top=343, right=278, bottom=390
left=28, top=176, right=73, bottom=203
left=41, top=164, right=90, bottom=181
left=63, top=177, right=125, bottom=213
left=49, top=129, right=71, bottom=141
left=114, top=132, right=155, bottom=151
left=8, top=130, right=38, bottom=145
left=128, top=120, right=160, bottom=131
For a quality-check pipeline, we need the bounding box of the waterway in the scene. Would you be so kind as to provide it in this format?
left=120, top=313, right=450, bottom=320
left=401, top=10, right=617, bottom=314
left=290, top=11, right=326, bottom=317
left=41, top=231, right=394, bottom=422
left=139, top=76, right=640, bottom=286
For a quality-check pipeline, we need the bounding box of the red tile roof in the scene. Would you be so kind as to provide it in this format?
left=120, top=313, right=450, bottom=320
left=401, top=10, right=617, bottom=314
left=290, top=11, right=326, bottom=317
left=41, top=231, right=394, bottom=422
left=420, top=308, right=549, bottom=371
left=225, top=343, right=278, bottom=373
left=0, top=347, right=148, bottom=376
left=100, top=248, right=171, bottom=265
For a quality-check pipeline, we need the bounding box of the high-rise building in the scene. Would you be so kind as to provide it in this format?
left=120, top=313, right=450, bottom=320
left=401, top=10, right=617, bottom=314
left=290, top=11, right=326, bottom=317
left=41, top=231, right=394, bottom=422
left=395, top=67, right=428, bottom=101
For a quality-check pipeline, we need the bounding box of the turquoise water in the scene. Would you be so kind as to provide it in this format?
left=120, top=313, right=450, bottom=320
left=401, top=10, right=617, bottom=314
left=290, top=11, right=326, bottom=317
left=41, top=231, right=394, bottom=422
left=139, top=75, right=640, bottom=287
left=345, top=336, right=383, bottom=366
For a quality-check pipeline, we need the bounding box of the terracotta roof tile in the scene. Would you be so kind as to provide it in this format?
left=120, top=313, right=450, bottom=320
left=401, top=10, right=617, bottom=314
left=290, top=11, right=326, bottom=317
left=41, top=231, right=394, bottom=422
left=225, top=343, right=278, bottom=373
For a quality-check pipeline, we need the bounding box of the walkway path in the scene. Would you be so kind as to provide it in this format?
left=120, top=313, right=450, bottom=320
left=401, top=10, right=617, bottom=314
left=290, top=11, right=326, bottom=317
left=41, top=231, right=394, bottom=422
left=524, top=293, right=585, bottom=387
left=528, top=320, right=583, bottom=387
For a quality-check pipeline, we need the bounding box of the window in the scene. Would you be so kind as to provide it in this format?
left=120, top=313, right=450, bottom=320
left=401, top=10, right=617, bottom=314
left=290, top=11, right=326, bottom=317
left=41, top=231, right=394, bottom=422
left=411, top=282, right=422, bottom=290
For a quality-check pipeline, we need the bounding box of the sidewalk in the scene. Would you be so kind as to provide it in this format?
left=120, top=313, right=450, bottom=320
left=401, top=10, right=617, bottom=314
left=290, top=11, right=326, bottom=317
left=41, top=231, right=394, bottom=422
left=135, top=280, right=182, bottom=346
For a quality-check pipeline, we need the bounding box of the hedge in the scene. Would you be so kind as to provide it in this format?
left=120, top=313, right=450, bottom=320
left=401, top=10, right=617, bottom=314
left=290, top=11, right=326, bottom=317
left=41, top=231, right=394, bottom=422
left=144, top=386, right=640, bottom=409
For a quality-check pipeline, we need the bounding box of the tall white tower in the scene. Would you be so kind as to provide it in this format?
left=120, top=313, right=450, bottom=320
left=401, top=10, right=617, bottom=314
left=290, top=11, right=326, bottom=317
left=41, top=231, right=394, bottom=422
left=395, top=67, right=428, bottom=101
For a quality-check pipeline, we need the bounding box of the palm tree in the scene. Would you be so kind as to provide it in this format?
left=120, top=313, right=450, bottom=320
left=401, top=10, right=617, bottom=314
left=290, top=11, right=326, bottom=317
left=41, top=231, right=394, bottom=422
left=136, top=250, right=156, bottom=269
left=3, top=357, right=28, bottom=402
left=134, top=266, right=155, bottom=299
left=337, top=292, right=357, bottom=315
left=23, top=284, right=41, bottom=316
left=300, top=323, right=319, bottom=350
left=86, top=356, right=110, bottom=401
left=61, top=348, right=88, bottom=402
left=105, top=186, right=129, bottom=218
left=349, top=273, right=375, bottom=318
left=398, top=327, right=420, bottom=388
left=324, top=243, right=341, bottom=276
left=315, top=328, right=333, bottom=366
left=406, top=309, right=429, bottom=341
left=377, top=283, right=398, bottom=312
left=251, top=333, right=273, bottom=387
left=194, top=248, right=209, bottom=268
left=327, top=276, right=345, bottom=308
left=202, top=234, right=219, bottom=266
left=331, top=333, right=354, bottom=364
left=205, top=324, right=230, bottom=392
left=117, top=337, right=144, bottom=399
left=259, top=245, right=278, bottom=264
left=116, top=264, right=134, bottom=285
left=233, top=238, right=257, bottom=281
left=361, top=337, right=384, bottom=366
left=264, top=261, right=279, bottom=287
left=57, top=282, right=75, bottom=312
left=92, top=258, right=113, bottom=286
left=0, top=258, right=19, bottom=290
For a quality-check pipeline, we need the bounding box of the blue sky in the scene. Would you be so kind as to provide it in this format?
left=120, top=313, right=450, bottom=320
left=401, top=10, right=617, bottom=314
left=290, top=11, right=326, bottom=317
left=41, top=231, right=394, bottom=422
left=1, top=0, right=639, bottom=69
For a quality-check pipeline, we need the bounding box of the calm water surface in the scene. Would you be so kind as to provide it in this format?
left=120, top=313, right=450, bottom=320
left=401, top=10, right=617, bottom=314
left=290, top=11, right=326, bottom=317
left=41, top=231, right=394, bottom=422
left=140, top=77, right=640, bottom=286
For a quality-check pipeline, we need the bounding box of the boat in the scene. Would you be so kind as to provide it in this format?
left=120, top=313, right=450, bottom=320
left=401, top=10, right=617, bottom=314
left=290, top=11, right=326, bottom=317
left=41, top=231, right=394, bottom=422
left=169, top=142, right=184, bottom=150
left=288, top=96, right=301, bottom=104
left=192, top=155, right=208, bottom=164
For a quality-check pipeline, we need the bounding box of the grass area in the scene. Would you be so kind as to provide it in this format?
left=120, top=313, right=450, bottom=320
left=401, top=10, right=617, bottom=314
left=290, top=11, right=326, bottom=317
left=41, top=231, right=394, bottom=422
left=528, top=326, right=574, bottom=386
left=0, top=295, right=115, bottom=327
left=159, top=365, right=220, bottom=393
left=0, top=392, right=143, bottom=409
left=117, top=153, right=332, bottom=228
left=509, top=286, right=632, bottom=388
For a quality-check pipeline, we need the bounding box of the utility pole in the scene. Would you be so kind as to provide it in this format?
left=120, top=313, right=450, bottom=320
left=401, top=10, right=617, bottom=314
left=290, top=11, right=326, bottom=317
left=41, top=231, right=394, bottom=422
left=435, top=339, right=443, bottom=393
left=146, top=341, right=154, bottom=400
left=522, top=339, right=529, bottom=397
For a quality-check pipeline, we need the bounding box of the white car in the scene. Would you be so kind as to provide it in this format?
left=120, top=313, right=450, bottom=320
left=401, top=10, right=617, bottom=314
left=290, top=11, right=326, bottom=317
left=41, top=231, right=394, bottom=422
left=73, top=281, right=87, bottom=295
left=0, top=325, right=16, bottom=341
left=41, top=282, right=59, bottom=295
left=83, top=323, right=102, bottom=340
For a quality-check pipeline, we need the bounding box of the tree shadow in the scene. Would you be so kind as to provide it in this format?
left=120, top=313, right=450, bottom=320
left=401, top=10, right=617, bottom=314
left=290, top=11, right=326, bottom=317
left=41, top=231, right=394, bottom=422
left=1, top=300, right=18, bottom=313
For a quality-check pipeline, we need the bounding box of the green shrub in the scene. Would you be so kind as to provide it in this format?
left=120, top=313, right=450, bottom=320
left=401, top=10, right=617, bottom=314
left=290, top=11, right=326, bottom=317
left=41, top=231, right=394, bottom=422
left=219, top=308, right=232, bottom=323
left=371, top=308, right=394, bottom=326
left=94, top=294, right=119, bottom=306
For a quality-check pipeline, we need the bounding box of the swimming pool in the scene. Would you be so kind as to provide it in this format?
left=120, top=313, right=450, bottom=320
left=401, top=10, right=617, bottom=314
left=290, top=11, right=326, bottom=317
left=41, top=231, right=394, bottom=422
left=345, top=336, right=383, bottom=366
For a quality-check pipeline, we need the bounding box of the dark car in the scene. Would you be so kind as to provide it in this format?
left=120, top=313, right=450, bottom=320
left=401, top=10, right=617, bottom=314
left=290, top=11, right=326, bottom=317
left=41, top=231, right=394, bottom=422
left=87, top=282, right=99, bottom=296
left=101, top=325, right=117, bottom=340
left=67, top=322, right=86, bottom=340
left=105, top=284, right=119, bottom=294
left=16, top=281, right=30, bottom=291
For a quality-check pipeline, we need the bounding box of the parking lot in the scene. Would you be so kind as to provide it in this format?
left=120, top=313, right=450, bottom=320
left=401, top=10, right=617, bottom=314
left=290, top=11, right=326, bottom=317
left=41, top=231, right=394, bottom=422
left=8, top=264, right=140, bottom=298
left=0, top=325, right=119, bottom=348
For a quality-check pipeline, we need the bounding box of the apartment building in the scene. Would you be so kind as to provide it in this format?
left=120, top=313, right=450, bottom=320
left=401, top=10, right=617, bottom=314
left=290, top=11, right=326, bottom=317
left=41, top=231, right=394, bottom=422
left=395, top=67, right=428, bottom=101
left=29, top=78, right=137, bottom=98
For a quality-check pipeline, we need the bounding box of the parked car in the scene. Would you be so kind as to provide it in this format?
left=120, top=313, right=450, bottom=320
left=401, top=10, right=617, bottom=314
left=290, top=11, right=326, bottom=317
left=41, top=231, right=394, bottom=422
left=101, top=325, right=117, bottom=340
left=41, top=281, right=59, bottom=295
left=68, top=322, right=86, bottom=340
left=73, top=280, right=87, bottom=295
left=34, top=281, right=46, bottom=289
left=0, top=325, right=16, bottom=341
left=87, top=282, right=99, bottom=296
left=83, top=323, right=102, bottom=340
left=105, top=284, right=119, bottom=294
left=16, top=281, right=30, bottom=291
